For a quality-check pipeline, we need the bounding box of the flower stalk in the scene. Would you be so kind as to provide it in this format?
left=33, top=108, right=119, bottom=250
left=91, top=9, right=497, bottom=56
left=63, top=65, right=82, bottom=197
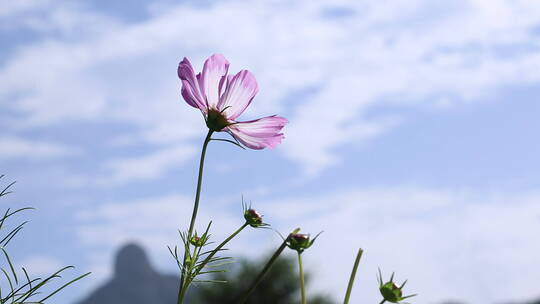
left=240, top=228, right=300, bottom=303
left=177, top=129, right=213, bottom=304
left=187, top=129, right=214, bottom=241
left=297, top=252, right=306, bottom=304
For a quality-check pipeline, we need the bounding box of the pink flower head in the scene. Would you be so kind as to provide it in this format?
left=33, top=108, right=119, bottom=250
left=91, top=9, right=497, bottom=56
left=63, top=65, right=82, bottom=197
left=178, top=54, right=288, bottom=150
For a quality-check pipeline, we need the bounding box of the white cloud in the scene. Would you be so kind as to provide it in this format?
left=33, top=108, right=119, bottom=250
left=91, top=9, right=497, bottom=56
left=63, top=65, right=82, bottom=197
left=0, top=0, right=117, bottom=35
left=0, top=0, right=51, bottom=18
left=2, top=0, right=540, bottom=177
left=99, top=144, right=196, bottom=185
left=17, top=255, right=63, bottom=277
left=77, top=193, right=240, bottom=250
left=0, top=136, right=78, bottom=159
left=77, top=194, right=188, bottom=248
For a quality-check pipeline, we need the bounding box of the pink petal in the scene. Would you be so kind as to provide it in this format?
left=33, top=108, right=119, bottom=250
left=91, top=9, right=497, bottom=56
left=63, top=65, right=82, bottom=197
left=218, top=70, right=258, bottom=120
left=201, top=54, right=229, bottom=109
left=226, top=116, right=288, bottom=150
left=178, top=58, right=207, bottom=112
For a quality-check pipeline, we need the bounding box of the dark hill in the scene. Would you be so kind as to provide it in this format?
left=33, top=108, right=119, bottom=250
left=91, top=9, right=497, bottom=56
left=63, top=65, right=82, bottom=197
left=77, top=243, right=180, bottom=304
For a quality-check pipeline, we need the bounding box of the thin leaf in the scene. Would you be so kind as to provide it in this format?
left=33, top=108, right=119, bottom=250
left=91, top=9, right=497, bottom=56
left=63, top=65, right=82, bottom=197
left=343, top=248, right=363, bottom=304
left=210, top=138, right=245, bottom=149
left=0, top=221, right=28, bottom=247
left=193, top=279, right=227, bottom=283
left=0, top=181, right=16, bottom=197
left=1, top=248, right=18, bottom=284
left=39, top=272, right=91, bottom=302
left=23, top=267, right=34, bottom=291
left=15, top=266, right=74, bottom=302
left=1, top=268, right=14, bottom=297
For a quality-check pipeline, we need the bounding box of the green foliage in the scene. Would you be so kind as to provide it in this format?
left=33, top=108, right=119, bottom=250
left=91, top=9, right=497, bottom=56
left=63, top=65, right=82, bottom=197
left=170, top=221, right=233, bottom=291
left=0, top=175, right=90, bottom=303
left=193, top=254, right=335, bottom=304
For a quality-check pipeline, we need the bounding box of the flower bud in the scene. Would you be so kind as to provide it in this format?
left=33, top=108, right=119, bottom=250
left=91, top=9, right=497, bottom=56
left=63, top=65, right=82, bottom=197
left=378, top=269, right=416, bottom=303
left=242, top=199, right=269, bottom=228
left=189, top=234, right=207, bottom=247
left=244, top=208, right=267, bottom=227
left=286, top=232, right=321, bottom=253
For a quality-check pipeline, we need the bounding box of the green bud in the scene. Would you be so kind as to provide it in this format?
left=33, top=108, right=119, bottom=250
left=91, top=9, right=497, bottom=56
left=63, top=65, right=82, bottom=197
left=241, top=199, right=269, bottom=228
left=286, top=232, right=321, bottom=253
left=378, top=269, right=417, bottom=303
left=189, top=234, right=208, bottom=247
left=243, top=208, right=268, bottom=227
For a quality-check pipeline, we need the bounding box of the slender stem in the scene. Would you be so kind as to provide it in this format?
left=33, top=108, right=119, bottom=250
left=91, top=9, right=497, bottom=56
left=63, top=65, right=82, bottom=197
left=343, top=248, right=363, bottom=304
left=178, top=277, right=189, bottom=303
left=379, top=300, right=386, bottom=304
left=187, top=129, right=214, bottom=241
left=177, top=129, right=213, bottom=304
left=195, top=222, right=249, bottom=276
left=298, top=252, right=306, bottom=304
left=240, top=228, right=301, bottom=303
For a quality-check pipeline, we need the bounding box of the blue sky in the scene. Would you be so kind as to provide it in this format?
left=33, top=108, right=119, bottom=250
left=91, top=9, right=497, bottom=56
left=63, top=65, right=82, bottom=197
left=1, top=0, right=540, bottom=303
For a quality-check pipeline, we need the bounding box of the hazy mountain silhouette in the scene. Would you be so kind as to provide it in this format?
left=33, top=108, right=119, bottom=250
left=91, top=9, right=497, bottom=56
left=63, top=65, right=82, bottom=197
left=76, top=243, right=332, bottom=304
left=76, top=243, right=539, bottom=304
left=76, top=243, right=181, bottom=304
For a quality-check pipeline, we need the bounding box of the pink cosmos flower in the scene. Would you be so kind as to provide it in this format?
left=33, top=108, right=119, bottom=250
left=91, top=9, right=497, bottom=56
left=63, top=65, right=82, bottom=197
left=178, top=54, right=287, bottom=150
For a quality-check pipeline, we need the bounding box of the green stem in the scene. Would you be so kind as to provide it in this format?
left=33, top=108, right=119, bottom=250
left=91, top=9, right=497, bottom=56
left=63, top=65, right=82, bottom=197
left=177, top=129, right=213, bottom=304
left=178, top=277, right=189, bottom=304
left=187, top=130, right=214, bottom=244
left=298, top=252, right=306, bottom=304
left=240, top=228, right=300, bottom=303
left=343, top=248, right=363, bottom=304
left=195, top=222, right=249, bottom=277
left=379, top=300, right=386, bottom=304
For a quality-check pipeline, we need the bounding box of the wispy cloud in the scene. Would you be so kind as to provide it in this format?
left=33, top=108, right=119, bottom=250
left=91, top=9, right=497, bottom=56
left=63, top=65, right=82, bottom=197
left=99, top=145, right=196, bottom=185
left=77, top=193, right=240, bottom=249
left=0, top=0, right=51, bottom=18
left=0, top=136, right=78, bottom=159
left=0, top=0, right=116, bottom=34
left=77, top=194, right=189, bottom=248
left=17, top=255, right=63, bottom=277
left=2, top=0, right=540, bottom=178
